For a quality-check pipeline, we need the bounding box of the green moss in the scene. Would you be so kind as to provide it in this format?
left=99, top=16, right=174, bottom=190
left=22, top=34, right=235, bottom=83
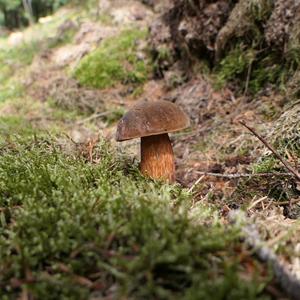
left=0, top=137, right=271, bottom=299
left=252, top=156, right=278, bottom=174
left=131, top=85, right=144, bottom=98
left=0, top=41, right=41, bottom=71
left=156, top=46, right=172, bottom=62
left=0, top=116, right=38, bottom=142
left=248, top=0, right=274, bottom=22
left=0, top=40, right=44, bottom=103
left=216, top=45, right=255, bottom=88
left=153, top=45, right=174, bottom=76
left=74, top=29, right=150, bottom=89
left=0, top=80, right=24, bottom=103
left=215, top=43, right=290, bottom=94
left=248, top=54, right=285, bottom=94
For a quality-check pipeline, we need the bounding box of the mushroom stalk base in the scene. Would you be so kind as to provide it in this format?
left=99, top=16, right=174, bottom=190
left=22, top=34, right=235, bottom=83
left=140, top=133, right=175, bottom=182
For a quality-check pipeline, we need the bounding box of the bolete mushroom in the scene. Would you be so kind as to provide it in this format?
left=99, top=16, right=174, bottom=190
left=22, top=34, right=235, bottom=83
left=116, top=100, right=190, bottom=182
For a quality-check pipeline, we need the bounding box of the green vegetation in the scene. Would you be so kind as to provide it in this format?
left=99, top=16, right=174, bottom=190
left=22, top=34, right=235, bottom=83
left=215, top=45, right=289, bottom=94
left=74, top=29, right=150, bottom=89
left=270, top=106, right=300, bottom=157
left=0, top=1, right=289, bottom=298
left=0, top=116, right=37, bottom=141
left=216, top=46, right=255, bottom=89
left=212, top=1, right=299, bottom=95
left=252, top=156, right=278, bottom=174
left=0, top=80, right=23, bottom=103
left=0, top=137, right=271, bottom=299
left=0, top=16, right=77, bottom=103
left=0, top=0, right=72, bottom=28
left=233, top=153, right=298, bottom=203
left=249, top=62, right=283, bottom=95
left=0, top=41, right=39, bottom=80
left=248, top=0, right=273, bottom=22
left=0, top=41, right=40, bottom=103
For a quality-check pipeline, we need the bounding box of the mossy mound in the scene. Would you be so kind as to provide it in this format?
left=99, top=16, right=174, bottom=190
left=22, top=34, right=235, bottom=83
left=74, top=29, right=151, bottom=89
left=0, top=137, right=270, bottom=299
left=151, top=0, right=300, bottom=95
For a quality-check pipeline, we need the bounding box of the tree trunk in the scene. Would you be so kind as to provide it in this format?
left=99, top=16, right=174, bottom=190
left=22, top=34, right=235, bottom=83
left=22, top=0, right=34, bottom=25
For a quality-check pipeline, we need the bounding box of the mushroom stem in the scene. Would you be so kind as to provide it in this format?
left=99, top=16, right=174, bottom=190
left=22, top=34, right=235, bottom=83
left=140, top=133, right=175, bottom=182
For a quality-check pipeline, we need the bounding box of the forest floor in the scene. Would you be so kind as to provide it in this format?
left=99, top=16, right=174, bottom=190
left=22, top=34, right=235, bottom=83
left=0, top=0, right=299, bottom=299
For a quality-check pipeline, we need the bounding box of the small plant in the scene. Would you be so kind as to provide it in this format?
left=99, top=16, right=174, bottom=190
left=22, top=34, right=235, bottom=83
left=216, top=45, right=255, bottom=88
left=248, top=53, right=284, bottom=94
left=252, top=156, right=278, bottom=174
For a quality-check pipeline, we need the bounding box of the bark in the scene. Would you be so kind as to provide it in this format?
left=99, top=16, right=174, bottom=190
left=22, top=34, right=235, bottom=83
left=22, top=0, right=34, bottom=25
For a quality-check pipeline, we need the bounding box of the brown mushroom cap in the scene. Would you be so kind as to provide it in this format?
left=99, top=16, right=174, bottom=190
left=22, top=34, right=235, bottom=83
left=116, top=100, right=190, bottom=141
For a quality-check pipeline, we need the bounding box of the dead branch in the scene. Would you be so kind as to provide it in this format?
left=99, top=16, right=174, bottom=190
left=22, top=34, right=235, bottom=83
left=239, top=121, right=300, bottom=182
left=188, top=175, right=205, bottom=193
left=195, top=171, right=292, bottom=179
left=229, top=210, right=300, bottom=300
left=274, top=199, right=300, bottom=206
left=76, top=111, right=112, bottom=125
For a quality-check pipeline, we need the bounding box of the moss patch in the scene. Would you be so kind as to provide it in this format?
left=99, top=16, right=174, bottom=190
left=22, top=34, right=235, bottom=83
left=215, top=43, right=290, bottom=94
left=0, top=42, right=37, bottom=103
left=0, top=40, right=46, bottom=103
left=0, top=116, right=38, bottom=142
left=216, top=45, right=255, bottom=89
left=0, top=137, right=271, bottom=299
left=74, top=29, right=150, bottom=89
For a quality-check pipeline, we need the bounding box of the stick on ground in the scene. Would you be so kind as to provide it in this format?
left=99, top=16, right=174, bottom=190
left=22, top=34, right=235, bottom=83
left=239, top=121, right=300, bottom=182
left=195, top=171, right=292, bottom=179
left=229, top=210, right=300, bottom=300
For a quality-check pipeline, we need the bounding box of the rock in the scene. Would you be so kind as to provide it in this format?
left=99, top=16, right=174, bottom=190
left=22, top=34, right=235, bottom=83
left=52, top=23, right=117, bottom=68
left=38, top=15, right=53, bottom=24
left=8, top=32, right=24, bottom=46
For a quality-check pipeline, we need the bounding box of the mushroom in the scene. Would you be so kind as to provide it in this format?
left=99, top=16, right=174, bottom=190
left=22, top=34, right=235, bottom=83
left=116, top=100, right=190, bottom=182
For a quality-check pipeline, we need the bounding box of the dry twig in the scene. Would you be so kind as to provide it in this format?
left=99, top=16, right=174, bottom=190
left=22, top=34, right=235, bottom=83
left=240, top=121, right=300, bottom=182
left=274, top=198, right=300, bottom=206
left=76, top=111, right=112, bottom=125
left=195, top=171, right=292, bottom=179
left=229, top=210, right=300, bottom=300
left=247, top=196, right=268, bottom=211
left=188, top=175, right=205, bottom=193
